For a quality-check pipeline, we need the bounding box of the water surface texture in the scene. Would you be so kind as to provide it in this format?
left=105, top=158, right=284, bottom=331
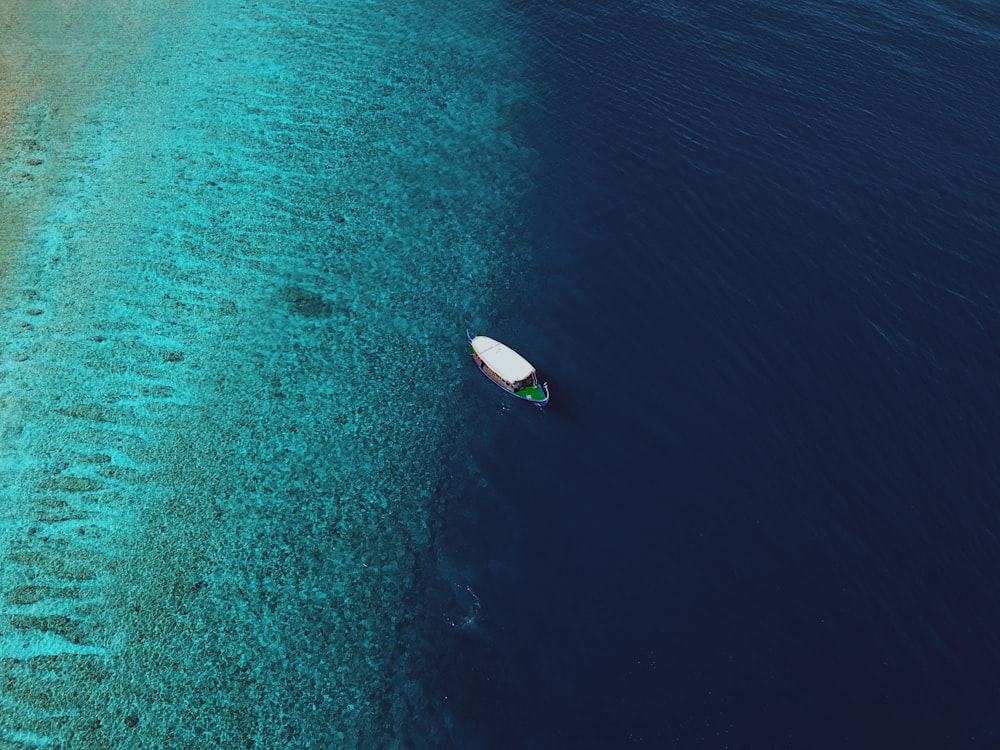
left=2, top=0, right=1000, bottom=748
left=461, top=1, right=1000, bottom=748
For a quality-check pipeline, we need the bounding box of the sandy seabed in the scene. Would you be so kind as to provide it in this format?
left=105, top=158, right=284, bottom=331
left=0, top=1, right=534, bottom=746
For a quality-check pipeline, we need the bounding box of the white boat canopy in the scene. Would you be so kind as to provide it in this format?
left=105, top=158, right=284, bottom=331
left=471, top=336, right=535, bottom=384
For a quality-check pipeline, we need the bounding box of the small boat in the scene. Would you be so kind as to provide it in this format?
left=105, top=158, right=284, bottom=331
left=467, top=332, right=549, bottom=406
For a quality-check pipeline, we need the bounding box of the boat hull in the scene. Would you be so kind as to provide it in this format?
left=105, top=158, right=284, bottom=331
left=467, top=339, right=549, bottom=406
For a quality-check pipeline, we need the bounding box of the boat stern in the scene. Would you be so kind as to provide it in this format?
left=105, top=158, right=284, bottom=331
left=516, top=381, right=549, bottom=406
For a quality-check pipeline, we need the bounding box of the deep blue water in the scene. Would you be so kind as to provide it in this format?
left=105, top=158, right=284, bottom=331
left=432, top=1, right=1000, bottom=747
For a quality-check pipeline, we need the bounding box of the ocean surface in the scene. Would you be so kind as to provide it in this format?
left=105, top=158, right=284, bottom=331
left=2, top=0, right=999, bottom=748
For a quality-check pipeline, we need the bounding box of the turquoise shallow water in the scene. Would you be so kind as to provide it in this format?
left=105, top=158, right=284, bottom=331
left=0, top=0, right=533, bottom=746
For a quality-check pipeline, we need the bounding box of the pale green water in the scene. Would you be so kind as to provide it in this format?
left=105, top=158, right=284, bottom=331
left=0, top=0, right=533, bottom=746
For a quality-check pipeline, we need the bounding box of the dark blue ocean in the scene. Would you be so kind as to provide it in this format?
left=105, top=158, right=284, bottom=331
left=434, top=1, right=1000, bottom=748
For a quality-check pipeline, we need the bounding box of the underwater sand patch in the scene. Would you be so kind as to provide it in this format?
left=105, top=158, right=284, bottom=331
left=283, top=284, right=333, bottom=318
left=9, top=615, right=92, bottom=645
left=55, top=404, right=112, bottom=423
left=6, top=550, right=97, bottom=582
left=6, top=584, right=84, bottom=606
left=37, top=475, right=104, bottom=493
left=138, top=383, right=176, bottom=398
left=80, top=453, right=112, bottom=464
left=0, top=653, right=110, bottom=729
left=35, top=496, right=69, bottom=509
left=35, top=508, right=92, bottom=524
left=96, top=465, right=141, bottom=482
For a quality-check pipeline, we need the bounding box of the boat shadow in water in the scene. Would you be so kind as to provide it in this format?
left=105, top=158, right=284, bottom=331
left=532, top=374, right=575, bottom=419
